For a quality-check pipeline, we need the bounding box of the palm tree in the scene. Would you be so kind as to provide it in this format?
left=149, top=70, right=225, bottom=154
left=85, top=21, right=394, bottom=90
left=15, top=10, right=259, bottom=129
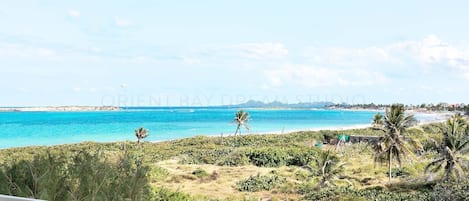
left=134, top=127, right=149, bottom=144
left=425, top=114, right=469, bottom=180
left=372, top=112, right=384, bottom=128
left=302, top=150, right=348, bottom=187
left=373, top=104, right=416, bottom=182
left=233, top=110, right=250, bottom=136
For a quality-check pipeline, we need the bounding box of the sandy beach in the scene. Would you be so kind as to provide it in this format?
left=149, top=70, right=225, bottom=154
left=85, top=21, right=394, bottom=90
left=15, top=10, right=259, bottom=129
left=0, top=106, right=120, bottom=112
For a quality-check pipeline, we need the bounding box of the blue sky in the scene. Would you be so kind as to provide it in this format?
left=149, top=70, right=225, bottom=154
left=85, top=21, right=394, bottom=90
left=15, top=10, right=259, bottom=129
left=1, top=0, right=468, bottom=106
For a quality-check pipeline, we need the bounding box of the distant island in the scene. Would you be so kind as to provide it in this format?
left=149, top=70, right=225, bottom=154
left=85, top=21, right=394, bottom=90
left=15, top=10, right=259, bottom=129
left=1, top=101, right=467, bottom=115
left=228, top=100, right=469, bottom=115
left=0, top=106, right=120, bottom=112
left=227, top=100, right=335, bottom=108
left=327, top=102, right=468, bottom=114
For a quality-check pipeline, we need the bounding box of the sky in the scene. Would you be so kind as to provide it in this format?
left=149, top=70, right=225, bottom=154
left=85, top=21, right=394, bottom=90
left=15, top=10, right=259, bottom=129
left=0, top=0, right=468, bottom=106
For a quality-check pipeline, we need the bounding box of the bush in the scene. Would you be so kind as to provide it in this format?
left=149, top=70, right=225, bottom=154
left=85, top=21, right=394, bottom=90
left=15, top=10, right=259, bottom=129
left=236, top=174, right=286, bottom=192
left=296, top=182, right=317, bottom=194
left=301, top=186, right=431, bottom=201
left=148, top=165, right=170, bottom=182
left=216, top=150, right=250, bottom=166
left=180, top=148, right=233, bottom=165
left=0, top=153, right=69, bottom=200
left=246, top=147, right=289, bottom=167
left=0, top=150, right=151, bottom=201
left=391, top=167, right=411, bottom=178
left=180, top=146, right=318, bottom=168
left=246, top=147, right=318, bottom=167
left=430, top=180, right=469, bottom=201
left=151, top=187, right=193, bottom=201
left=421, top=138, right=440, bottom=152
left=287, top=147, right=319, bottom=166
left=302, top=187, right=344, bottom=200
left=421, top=123, right=444, bottom=135
left=192, top=168, right=209, bottom=177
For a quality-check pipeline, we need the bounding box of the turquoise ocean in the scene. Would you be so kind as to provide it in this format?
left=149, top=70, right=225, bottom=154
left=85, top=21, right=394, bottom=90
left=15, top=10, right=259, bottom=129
left=0, top=107, right=440, bottom=148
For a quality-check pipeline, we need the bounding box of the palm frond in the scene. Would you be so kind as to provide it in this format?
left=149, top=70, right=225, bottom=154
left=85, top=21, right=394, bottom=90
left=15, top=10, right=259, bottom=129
left=425, top=158, right=445, bottom=173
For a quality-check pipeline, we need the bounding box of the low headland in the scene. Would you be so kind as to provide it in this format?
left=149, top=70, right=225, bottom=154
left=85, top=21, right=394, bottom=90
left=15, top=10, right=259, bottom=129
left=0, top=106, right=120, bottom=112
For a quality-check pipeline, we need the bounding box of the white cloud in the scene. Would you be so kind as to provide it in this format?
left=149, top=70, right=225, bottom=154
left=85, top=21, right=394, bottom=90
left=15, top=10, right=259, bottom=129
left=263, top=64, right=389, bottom=89
left=180, top=42, right=288, bottom=65
left=264, top=35, right=469, bottom=89
left=235, top=43, right=288, bottom=59
left=67, top=10, right=80, bottom=18
left=72, top=87, right=100, bottom=93
left=114, top=16, right=132, bottom=27
left=303, top=35, right=469, bottom=79
left=304, top=46, right=393, bottom=67
left=90, top=47, right=102, bottom=53
left=73, top=87, right=82, bottom=92
left=182, top=57, right=201, bottom=65
left=390, top=35, right=469, bottom=78
left=0, top=44, right=58, bottom=60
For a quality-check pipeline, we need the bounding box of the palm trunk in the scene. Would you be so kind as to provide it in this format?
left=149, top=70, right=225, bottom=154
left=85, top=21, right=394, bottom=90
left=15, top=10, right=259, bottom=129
left=388, top=149, right=392, bottom=183
left=320, top=177, right=327, bottom=187
left=234, top=125, right=240, bottom=136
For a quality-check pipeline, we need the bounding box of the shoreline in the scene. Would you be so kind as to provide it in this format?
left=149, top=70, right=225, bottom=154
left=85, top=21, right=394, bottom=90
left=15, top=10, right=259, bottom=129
left=0, top=106, right=120, bottom=112
left=150, top=117, right=448, bottom=144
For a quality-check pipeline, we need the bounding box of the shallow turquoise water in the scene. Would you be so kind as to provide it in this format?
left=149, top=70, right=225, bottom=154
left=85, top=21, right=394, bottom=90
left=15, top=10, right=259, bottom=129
left=0, top=108, right=435, bottom=148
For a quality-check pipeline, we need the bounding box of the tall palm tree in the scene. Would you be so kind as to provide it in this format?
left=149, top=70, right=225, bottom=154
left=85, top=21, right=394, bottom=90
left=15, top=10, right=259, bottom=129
left=302, top=150, right=348, bottom=187
left=425, top=114, right=469, bottom=180
left=372, top=112, right=384, bottom=128
left=134, top=127, right=149, bottom=144
left=373, top=104, right=416, bottom=182
left=233, top=110, right=250, bottom=136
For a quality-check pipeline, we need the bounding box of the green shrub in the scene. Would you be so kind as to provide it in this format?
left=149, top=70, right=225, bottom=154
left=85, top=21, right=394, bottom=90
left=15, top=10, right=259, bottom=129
left=302, top=187, right=342, bottom=200
left=246, top=147, right=289, bottom=167
left=180, top=146, right=318, bottom=167
left=320, top=130, right=337, bottom=143
left=216, top=150, right=250, bottom=166
left=0, top=153, right=69, bottom=200
left=296, top=182, right=317, bottom=194
left=301, top=186, right=431, bottom=201
left=391, top=167, right=410, bottom=178
left=236, top=174, right=286, bottom=192
left=421, top=138, right=439, bottom=152
left=192, top=168, right=209, bottom=177
left=151, top=187, right=193, bottom=201
left=430, top=180, right=469, bottom=201
left=287, top=147, right=318, bottom=166
left=421, top=123, right=444, bottom=135
left=180, top=148, right=233, bottom=165
left=0, top=149, right=151, bottom=201
left=149, top=165, right=170, bottom=181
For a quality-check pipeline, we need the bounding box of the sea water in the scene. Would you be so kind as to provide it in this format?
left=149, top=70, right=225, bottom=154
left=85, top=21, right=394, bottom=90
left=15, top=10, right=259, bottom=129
left=0, top=108, right=441, bottom=148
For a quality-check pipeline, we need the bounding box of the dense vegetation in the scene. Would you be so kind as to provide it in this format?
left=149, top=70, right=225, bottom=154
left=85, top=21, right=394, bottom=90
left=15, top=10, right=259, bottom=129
left=329, top=102, right=469, bottom=114
left=0, top=110, right=467, bottom=200
left=236, top=174, right=286, bottom=192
